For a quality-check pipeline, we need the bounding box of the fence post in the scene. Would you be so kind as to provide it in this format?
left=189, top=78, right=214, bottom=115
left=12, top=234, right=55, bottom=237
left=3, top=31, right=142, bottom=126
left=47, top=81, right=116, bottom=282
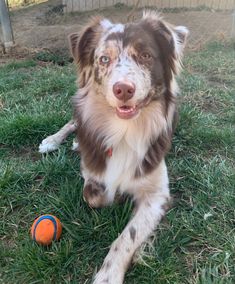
left=232, top=10, right=235, bottom=38
left=0, top=0, right=14, bottom=48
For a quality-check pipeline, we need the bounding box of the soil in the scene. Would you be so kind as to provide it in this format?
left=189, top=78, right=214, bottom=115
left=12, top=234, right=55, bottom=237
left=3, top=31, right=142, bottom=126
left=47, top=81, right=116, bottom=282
left=0, top=0, right=233, bottom=63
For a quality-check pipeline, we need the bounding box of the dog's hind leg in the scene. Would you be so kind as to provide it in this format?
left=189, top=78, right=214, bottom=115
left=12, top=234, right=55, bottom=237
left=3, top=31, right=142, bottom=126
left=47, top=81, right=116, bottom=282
left=39, top=120, right=77, bottom=153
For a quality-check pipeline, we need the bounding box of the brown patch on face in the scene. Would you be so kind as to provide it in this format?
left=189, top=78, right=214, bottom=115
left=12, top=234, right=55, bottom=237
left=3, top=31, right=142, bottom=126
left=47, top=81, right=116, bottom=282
left=144, top=21, right=176, bottom=83
left=105, top=44, right=120, bottom=60
left=93, top=41, right=120, bottom=87
left=106, top=32, right=124, bottom=42
left=94, top=65, right=102, bottom=85
left=123, top=20, right=176, bottom=114
left=135, top=129, right=172, bottom=177
left=129, top=226, right=136, bottom=242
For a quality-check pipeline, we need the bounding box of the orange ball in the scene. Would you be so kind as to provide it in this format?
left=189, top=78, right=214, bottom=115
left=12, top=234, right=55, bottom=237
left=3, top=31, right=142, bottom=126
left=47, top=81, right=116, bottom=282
left=31, top=215, right=62, bottom=245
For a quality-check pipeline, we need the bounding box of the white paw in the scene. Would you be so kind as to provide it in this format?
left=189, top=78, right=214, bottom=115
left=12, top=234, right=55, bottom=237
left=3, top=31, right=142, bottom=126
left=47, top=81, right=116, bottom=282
left=38, top=136, right=61, bottom=153
left=71, top=138, right=79, bottom=151
left=93, top=265, right=123, bottom=284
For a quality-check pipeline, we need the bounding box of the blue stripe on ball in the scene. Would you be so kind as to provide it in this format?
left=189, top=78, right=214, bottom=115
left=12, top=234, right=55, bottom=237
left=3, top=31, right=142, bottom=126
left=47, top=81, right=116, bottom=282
left=33, top=215, right=58, bottom=242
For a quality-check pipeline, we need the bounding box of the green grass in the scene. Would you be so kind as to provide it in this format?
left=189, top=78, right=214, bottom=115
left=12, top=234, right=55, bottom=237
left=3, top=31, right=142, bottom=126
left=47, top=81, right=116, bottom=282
left=0, top=41, right=234, bottom=283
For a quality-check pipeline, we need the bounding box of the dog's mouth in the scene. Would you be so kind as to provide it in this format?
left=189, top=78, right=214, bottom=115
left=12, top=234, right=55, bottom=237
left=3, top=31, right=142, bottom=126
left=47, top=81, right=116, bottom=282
left=116, top=105, right=139, bottom=119
left=115, top=95, right=152, bottom=119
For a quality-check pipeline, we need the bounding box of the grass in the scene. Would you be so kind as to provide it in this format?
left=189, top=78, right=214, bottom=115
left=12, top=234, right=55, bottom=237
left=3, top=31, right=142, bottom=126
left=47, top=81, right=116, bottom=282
left=0, top=41, right=234, bottom=283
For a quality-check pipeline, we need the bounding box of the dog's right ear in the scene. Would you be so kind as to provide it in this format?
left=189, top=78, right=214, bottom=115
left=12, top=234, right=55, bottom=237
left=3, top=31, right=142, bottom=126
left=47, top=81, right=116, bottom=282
left=69, top=33, right=79, bottom=60
left=69, top=17, right=104, bottom=69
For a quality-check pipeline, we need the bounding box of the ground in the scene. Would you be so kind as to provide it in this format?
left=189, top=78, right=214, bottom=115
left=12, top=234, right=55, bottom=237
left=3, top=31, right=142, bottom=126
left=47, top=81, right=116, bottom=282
left=0, top=38, right=235, bottom=283
left=0, top=0, right=234, bottom=64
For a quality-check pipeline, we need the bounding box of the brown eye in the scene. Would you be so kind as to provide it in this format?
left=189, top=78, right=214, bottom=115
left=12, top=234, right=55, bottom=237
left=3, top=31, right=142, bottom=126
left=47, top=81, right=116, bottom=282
left=99, top=56, right=110, bottom=65
left=140, top=52, right=151, bottom=60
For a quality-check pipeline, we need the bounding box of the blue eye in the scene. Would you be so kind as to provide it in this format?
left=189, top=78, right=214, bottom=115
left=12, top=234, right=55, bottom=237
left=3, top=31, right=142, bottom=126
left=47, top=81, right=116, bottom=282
left=100, top=56, right=110, bottom=64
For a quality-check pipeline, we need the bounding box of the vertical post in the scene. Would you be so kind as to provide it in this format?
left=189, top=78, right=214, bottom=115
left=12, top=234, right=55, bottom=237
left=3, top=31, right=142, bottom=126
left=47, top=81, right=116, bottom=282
left=232, top=10, right=235, bottom=38
left=0, top=0, right=14, bottom=48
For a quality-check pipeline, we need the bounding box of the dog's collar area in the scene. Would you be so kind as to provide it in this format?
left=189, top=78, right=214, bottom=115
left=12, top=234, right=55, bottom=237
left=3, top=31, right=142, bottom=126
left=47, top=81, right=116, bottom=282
left=106, top=148, right=113, bottom=157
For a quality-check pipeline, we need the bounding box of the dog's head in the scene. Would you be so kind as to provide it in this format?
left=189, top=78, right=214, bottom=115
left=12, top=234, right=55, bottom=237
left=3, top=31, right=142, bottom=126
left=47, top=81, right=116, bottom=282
left=70, top=11, right=188, bottom=120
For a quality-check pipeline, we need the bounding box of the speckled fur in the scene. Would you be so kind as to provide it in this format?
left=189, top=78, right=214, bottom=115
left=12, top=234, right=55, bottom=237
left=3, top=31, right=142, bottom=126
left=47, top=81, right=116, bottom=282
left=39, top=11, right=188, bottom=284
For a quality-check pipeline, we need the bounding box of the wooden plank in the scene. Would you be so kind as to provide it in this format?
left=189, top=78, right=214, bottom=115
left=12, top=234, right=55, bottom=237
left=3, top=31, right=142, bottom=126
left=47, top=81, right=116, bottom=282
left=79, top=0, right=85, bottom=11
left=63, top=0, right=235, bottom=12
left=169, top=0, right=178, bottom=8
left=229, top=0, right=234, bottom=10
left=181, top=0, right=191, bottom=8
left=220, top=0, right=235, bottom=10
left=72, top=0, right=80, bottom=12
left=154, top=0, right=162, bottom=9
left=106, top=0, right=115, bottom=8
left=176, top=0, right=184, bottom=8
left=211, top=0, right=221, bottom=10
left=197, top=0, right=205, bottom=8
left=126, top=0, right=134, bottom=6
left=65, top=0, right=73, bottom=13
left=85, top=0, right=93, bottom=10
left=92, top=0, right=100, bottom=10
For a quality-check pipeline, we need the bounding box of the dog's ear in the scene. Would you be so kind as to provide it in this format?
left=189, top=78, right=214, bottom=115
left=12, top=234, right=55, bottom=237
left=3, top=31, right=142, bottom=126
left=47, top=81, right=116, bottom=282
left=68, top=17, right=104, bottom=69
left=172, top=25, right=189, bottom=57
left=141, top=10, right=189, bottom=73
left=69, top=33, right=80, bottom=60
left=142, top=11, right=189, bottom=55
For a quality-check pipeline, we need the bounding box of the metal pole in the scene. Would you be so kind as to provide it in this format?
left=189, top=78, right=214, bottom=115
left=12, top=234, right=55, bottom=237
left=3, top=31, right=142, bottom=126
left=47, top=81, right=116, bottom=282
left=232, top=10, right=235, bottom=38
left=0, top=0, right=14, bottom=48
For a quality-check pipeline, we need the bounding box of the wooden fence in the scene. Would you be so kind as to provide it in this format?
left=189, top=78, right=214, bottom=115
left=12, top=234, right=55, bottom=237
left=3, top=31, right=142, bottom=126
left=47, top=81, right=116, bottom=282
left=62, top=0, right=235, bottom=13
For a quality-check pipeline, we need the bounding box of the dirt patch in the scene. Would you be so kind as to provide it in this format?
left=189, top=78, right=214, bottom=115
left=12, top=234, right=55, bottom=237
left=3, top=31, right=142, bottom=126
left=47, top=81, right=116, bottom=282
left=1, top=0, right=234, bottom=62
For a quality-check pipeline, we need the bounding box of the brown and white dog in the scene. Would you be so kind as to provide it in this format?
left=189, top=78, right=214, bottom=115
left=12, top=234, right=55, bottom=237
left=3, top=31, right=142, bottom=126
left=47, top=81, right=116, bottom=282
left=39, top=11, right=188, bottom=284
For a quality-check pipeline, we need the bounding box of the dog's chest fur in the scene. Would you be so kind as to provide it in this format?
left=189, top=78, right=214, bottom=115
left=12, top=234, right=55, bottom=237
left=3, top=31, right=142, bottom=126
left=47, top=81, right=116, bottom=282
left=76, top=98, right=172, bottom=191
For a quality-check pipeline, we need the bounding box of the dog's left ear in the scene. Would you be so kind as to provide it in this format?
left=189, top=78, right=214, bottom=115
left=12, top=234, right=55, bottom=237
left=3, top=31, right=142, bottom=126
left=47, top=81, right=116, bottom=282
left=142, top=11, right=189, bottom=57
left=172, top=25, right=189, bottom=57
left=141, top=11, right=189, bottom=74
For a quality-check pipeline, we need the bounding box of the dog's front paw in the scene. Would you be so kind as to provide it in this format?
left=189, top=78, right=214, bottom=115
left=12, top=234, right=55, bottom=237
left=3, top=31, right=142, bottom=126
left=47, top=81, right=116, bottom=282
left=93, top=265, right=123, bottom=284
left=93, top=254, right=124, bottom=284
left=39, top=135, right=61, bottom=153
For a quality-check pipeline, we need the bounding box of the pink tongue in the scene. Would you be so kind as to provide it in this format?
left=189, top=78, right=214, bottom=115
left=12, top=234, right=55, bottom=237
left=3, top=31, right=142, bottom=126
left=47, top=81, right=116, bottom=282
left=119, top=106, right=134, bottom=113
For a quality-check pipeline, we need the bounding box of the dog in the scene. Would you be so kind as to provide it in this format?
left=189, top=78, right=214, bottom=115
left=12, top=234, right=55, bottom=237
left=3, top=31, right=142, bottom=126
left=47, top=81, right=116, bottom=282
left=39, top=11, right=188, bottom=284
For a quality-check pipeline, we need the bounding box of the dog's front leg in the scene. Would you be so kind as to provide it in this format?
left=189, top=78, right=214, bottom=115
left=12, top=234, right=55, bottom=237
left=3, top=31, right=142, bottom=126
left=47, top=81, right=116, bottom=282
left=39, top=120, right=77, bottom=153
left=93, top=181, right=170, bottom=283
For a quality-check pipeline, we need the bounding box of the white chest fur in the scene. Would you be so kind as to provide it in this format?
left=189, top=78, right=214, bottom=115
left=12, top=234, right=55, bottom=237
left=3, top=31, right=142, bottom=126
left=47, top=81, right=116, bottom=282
left=104, top=138, right=147, bottom=193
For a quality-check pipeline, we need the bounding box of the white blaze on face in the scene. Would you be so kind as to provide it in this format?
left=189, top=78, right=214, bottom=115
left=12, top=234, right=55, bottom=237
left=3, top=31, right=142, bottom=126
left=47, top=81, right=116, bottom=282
left=94, top=22, right=152, bottom=109
left=106, top=51, right=152, bottom=107
left=100, top=19, right=124, bottom=34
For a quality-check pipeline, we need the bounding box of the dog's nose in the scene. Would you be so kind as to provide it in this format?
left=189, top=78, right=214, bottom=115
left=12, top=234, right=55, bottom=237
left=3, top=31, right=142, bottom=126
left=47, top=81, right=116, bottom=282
left=113, top=81, right=135, bottom=102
